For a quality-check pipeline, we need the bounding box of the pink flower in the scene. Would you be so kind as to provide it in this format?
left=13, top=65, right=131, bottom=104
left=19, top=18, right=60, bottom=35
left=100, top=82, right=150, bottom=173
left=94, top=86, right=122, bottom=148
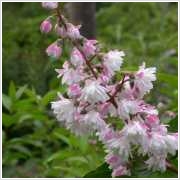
left=66, top=23, right=82, bottom=40
left=112, top=165, right=129, bottom=177
left=68, top=84, right=81, bottom=97
left=40, top=19, right=52, bottom=33
left=42, top=2, right=58, bottom=9
left=82, top=40, right=97, bottom=57
left=55, top=24, right=67, bottom=38
left=70, top=47, right=84, bottom=66
left=146, top=114, right=159, bottom=127
left=46, top=42, right=62, bottom=59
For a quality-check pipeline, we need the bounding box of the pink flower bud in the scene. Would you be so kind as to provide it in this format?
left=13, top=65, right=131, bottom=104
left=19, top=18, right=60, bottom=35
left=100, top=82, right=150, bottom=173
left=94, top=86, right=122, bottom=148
left=46, top=42, right=62, bottom=59
left=55, top=24, right=67, bottom=38
left=42, top=2, right=58, bottom=10
left=40, top=19, right=52, bottom=33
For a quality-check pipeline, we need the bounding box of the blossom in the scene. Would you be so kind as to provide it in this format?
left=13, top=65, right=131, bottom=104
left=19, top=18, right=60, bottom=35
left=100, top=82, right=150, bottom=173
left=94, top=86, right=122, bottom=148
left=112, top=165, right=130, bottom=177
left=56, top=62, right=83, bottom=85
left=117, top=99, right=140, bottom=120
left=148, top=132, right=167, bottom=155
left=164, top=134, right=178, bottom=155
left=80, top=81, right=109, bottom=104
left=55, top=24, right=67, bottom=38
left=146, top=156, right=166, bottom=172
left=81, top=110, right=106, bottom=132
left=105, top=153, right=130, bottom=177
left=82, top=40, right=97, bottom=57
left=122, top=120, right=148, bottom=145
left=46, top=42, right=62, bottom=58
left=134, top=63, right=156, bottom=97
left=146, top=114, right=159, bottom=127
left=66, top=23, right=82, bottom=40
left=68, top=84, right=81, bottom=97
left=70, top=47, right=84, bottom=66
left=40, top=19, right=52, bottom=33
left=103, top=50, right=125, bottom=75
left=51, top=95, right=75, bottom=123
left=42, top=2, right=58, bottom=9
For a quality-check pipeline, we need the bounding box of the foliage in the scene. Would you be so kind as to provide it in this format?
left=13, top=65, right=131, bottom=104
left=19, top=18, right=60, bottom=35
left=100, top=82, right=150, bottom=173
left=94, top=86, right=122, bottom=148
left=2, top=82, right=104, bottom=177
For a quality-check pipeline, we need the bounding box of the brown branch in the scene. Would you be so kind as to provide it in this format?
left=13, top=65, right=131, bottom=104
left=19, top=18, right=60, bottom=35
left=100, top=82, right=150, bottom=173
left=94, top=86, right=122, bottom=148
left=106, top=74, right=126, bottom=108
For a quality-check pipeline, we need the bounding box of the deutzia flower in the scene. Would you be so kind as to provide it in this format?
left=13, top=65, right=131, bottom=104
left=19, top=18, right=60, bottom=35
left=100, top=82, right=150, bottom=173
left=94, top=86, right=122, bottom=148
left=51, top=95, right=75, bottom=123
left=80, top=81, right=109, bottom=104
left=81, top=110, right=106, bottom=132
left=103, top=50, right=125, bottom=76
left=46, top=42, right=62, bottom=59
left=66, top=23, right=82, bottom=40
left=56, top=62, right=83, bottom=85
left=134, top=62, right=156, bottom=97
left=122, top=120, right=147, bottom=145
left=42, top=2, right=58, bottom=9
left=117, top=99, right=140, bottom=120
left=146, top=156, right=166, bottom=172
left=70, top=47, right=84, bottom=66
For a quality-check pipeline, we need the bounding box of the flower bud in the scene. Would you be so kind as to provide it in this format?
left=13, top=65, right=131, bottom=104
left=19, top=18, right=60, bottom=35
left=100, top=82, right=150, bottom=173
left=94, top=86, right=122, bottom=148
left=66, top=23, right=82, bottom=40
left=42, top=2, right=58, bottom=10
left=40, top=19, right=52, bottom=33
left=46, top=42, right=62, bottom=59
left=55, top=24, right=67, bottom=38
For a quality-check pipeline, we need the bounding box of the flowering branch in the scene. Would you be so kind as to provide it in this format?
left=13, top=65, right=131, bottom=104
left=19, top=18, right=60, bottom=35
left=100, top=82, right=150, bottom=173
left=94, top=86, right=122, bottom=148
left=40, top=2, right=178, bottom=178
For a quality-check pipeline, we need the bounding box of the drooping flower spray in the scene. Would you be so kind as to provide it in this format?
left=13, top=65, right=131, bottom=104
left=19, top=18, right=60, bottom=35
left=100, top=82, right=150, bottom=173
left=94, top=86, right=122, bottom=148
left=40, top=2, right=178, bottom=177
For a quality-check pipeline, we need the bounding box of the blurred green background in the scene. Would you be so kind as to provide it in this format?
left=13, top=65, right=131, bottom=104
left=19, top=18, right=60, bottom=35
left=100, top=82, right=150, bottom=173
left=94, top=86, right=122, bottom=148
left=2, top=2, right=178, bottom=178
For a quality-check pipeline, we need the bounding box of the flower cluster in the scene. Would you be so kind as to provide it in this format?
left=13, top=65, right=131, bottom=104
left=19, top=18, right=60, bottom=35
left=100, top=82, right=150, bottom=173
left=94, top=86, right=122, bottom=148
left=41, top=2, right=178, bottom=177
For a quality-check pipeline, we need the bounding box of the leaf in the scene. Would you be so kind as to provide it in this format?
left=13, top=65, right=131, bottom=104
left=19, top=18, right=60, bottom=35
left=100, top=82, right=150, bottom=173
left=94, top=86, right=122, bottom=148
left=53, top=132, right=72, bottom=148
left=2, top=113, right=15, bottom=127
left=2, top=94, right=12, bottom=112
left=83, top=163, right=112, bottom=178
left=16, top=84, right=28, bottom=99
left=41, top=90, right=57, bottom=106
left=66, top=156, right=89, bottom=164
left=8, top=81, right=16, bottom=100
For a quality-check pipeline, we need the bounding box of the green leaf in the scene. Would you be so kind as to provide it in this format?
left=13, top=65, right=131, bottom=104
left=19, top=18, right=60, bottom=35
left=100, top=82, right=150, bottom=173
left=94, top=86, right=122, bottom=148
left=41, top=90, right=57, bottom=106
left=83, top=163, right=112, bottom=178
left=16, top=84, right=28, bottom=99
left=2, top=113, right=14, bottom=127
left=2, top=94, right=12, bottom=112
left=8, top=81, right=16, bottom=100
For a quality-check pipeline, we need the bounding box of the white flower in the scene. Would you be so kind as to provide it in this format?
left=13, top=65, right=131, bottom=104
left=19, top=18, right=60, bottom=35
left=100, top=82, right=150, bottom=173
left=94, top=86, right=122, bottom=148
left=106, top=136, right=131, bottom=161
left=117, top=99, right=140, bottom=120
left=51, top=96, right=75, bottom=123
left=103, top=50, right=125, bottom=75
left=146, top=156, right=166, bottom=172
left=134, top=63, right=156, bottom=97
left=56, top=62, right=83, bottom=85
left=80, top=81, right=109, bottom=104
left=122, top=120, right=147, bottom=145
left=164, top=134, right=178, bottom=155
left=82, top=110, right=106, bottom=132
left=148, top=133, right=167, bottom=156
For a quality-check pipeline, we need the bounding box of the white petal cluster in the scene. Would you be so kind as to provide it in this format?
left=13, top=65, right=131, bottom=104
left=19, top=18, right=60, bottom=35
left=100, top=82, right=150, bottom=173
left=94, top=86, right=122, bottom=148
left=80, top=81, right=109, bottom=104
left=134, top=63, right=156, bottom=97
left=103, top=50, right=125, bottom=75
